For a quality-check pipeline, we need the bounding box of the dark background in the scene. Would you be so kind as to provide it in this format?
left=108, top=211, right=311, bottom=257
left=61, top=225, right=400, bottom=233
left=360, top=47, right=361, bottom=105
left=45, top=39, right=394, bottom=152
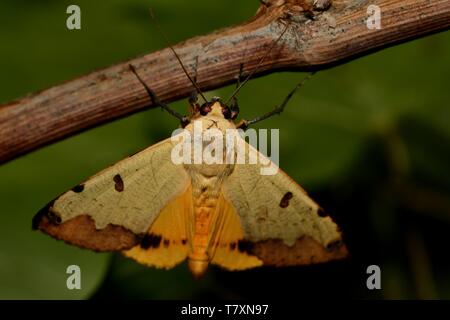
left=0, top=0, right=449, bottom=299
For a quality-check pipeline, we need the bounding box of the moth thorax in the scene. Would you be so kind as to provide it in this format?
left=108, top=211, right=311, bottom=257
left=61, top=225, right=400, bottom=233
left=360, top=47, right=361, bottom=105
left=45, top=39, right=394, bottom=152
left=188, top=259, right=209, bottom=279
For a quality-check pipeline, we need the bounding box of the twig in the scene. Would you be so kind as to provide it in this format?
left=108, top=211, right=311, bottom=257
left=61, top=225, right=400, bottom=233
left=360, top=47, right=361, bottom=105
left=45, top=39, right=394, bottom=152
left=0, top=0, right=449, bottom=164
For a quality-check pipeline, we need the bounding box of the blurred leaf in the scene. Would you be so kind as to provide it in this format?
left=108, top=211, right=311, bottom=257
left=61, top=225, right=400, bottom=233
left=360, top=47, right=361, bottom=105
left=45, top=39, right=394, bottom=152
left=0, top=156, right=110, bottom=299
left=94, top=255, right=215, bottom=299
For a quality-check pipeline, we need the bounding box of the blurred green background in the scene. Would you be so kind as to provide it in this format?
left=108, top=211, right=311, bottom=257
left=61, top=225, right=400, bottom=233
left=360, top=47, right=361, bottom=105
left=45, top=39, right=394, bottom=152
left=0, top=0, right=449, bottom=299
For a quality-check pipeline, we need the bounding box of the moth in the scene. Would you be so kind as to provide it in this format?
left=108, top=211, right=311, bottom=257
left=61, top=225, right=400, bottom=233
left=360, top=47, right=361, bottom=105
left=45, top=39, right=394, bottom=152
left=33, top=21, right=347, bottom=278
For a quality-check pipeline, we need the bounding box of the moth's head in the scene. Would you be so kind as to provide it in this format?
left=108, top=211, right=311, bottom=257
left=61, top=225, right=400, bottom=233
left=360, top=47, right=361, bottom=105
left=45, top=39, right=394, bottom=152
left=196, top=97, right=239, bottom=121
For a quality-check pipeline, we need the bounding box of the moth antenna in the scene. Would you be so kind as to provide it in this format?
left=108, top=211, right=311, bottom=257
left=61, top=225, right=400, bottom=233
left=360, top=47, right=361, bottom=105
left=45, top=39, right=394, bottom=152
left=225, top=21, right=290, bottom=105
left=129, top=64, right=189, bottom=126
left=149, top=9, right=208, bottom=103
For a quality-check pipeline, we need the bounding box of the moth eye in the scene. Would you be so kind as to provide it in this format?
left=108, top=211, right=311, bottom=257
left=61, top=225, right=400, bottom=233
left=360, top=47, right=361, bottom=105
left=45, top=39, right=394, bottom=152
left=222, top=106, right=232, bottom=119
left=200, top=104, right=212, bottom=116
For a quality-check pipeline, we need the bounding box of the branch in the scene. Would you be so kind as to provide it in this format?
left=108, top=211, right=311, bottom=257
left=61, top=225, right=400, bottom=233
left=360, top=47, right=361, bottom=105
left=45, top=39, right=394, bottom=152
left=1, top=0, right=449, bottom=164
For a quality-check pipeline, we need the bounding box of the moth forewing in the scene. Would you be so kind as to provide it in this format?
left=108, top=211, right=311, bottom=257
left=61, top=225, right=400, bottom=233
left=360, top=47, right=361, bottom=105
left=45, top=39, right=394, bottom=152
left=33, top=138, right=190, bottom=251
left=34, top=102, right=347, bottom=277
left=222, top=138, right=347, bottom=264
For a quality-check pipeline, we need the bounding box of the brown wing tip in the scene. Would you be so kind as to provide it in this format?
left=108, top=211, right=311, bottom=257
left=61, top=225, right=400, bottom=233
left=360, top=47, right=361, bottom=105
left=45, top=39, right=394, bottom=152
left=33, top=204, right=141, bottom=252
left=32, top=200, right=57, bottom=230
left=251, top=236, right=348, bottom=267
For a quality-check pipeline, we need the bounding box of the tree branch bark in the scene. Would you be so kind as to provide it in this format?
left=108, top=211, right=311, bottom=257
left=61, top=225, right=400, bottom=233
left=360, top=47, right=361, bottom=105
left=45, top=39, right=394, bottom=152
left=1, top=0, right=449, bottom=164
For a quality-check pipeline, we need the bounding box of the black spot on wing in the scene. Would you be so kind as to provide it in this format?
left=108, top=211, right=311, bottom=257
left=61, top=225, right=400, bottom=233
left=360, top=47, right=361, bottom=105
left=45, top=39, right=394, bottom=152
left=113, top=174, right=124, bottom=192
left=163, top=239, right=170, bottom=248
left=48, top=211, right=62, bottom=224
left=237, top=240, right=254, bottom=254
left=140, top=233, right=162, bottom=249
left=279, top=191, right=293, bottom=208
left=318, top=208, right=328, bottom=217
left=32, top=199, right=61, bottom=230
left=72, top=184, right=85, bottom=193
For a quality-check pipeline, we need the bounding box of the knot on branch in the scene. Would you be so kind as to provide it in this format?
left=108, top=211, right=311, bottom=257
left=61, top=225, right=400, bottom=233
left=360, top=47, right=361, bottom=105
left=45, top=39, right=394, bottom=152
left=259, top=0, right=332, bottom=12
left=256, top=0, right=332, bottom=21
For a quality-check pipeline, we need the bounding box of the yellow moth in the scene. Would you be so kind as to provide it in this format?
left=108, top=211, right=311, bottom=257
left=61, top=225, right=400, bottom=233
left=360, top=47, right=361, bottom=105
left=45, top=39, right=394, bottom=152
left=33, top=97, right=347, bottom=278
left=33, top=21, right=347, bottom=278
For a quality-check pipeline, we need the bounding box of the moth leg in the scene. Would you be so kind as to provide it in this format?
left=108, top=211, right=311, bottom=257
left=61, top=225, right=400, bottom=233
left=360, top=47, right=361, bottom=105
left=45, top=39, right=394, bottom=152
left=235, top=63, right=244, bottom=89
left=129, top=64, right=190, bottom=126
left=186, top=56, right=202, bottom=116
left=240, top=72, right=316, bottom=128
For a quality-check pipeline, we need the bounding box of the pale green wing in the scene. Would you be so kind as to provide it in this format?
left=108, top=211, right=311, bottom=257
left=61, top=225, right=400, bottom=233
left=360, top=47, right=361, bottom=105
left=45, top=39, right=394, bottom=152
left=34, top=137, right=190, bottom=251
left=222, top=140, right=347, bottom=265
